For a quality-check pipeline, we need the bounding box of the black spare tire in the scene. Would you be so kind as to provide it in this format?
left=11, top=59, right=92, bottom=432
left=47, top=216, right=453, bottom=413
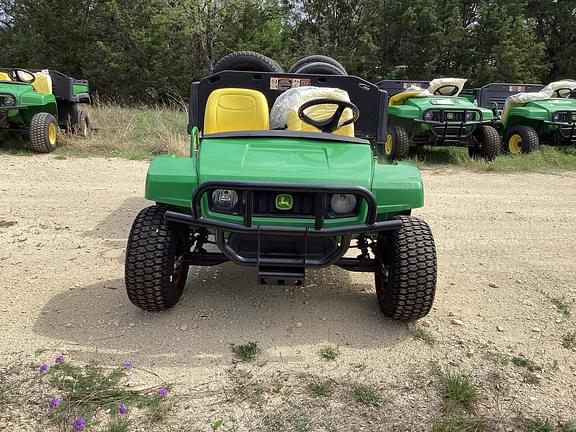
left=292, top=61, right=346, bottom=76
left=212, top=51, right=283, bottom=73
left=288, top=55, right=347, bottom=75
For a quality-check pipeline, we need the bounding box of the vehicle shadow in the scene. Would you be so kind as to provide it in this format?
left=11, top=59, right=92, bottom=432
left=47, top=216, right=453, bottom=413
left=84, top=196, right=149, bottom=244
left=33, top=263, right=411, bottom=367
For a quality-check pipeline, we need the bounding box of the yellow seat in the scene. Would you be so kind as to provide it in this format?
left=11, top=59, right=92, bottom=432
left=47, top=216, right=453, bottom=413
left=31, top=71, right=53, bottom=94
left=0, top=72, right=11, bottom=81
left=389, top=90, right=424, bottom=106
left=285, top=90, right=355, bottom=137
left=204, top=88, right=269, bottom=134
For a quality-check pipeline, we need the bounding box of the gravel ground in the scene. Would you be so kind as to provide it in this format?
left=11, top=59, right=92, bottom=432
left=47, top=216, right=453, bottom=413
left=0, top=155, right=575, bottom=431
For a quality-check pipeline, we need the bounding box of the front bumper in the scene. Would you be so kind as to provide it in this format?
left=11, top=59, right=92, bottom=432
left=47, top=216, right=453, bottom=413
left=544, top=120, right=576, bottom=143
left=165, top=181, right=402, bottom=269
left=415, top=108, right=492, bottom=145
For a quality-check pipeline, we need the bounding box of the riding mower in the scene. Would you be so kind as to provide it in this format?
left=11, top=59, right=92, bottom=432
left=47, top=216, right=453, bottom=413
left=0, top=68, right=91, bottom=153
left=465, top=81, right=576, bottom=154
left=377, top=79, right=500, bottom=161
left=124, top=52, right=438, bottom=321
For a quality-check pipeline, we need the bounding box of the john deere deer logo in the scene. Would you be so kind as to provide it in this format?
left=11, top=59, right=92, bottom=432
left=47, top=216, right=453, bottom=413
left=275, top=194, right=293, bottom=210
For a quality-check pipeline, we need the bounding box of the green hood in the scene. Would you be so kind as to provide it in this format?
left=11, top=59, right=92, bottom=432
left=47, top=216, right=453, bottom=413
left=198, top=137, right=374, bottom=188
left=526, top=98, right=576, bottom=113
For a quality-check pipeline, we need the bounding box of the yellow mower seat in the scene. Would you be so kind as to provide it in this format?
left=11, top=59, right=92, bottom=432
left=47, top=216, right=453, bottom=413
left=389, top=91, right=424, bottom=106
left=0, top=72, right=11, bottom=81
left=31, top=71, right=53, bottom=94
left=204, top=88, right=269, bottom=134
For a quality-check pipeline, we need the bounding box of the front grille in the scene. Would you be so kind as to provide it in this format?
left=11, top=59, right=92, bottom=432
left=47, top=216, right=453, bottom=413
left=253, top=191, right=316, bottom=217
left=426, top=110, right=477, bottom=122
left=555, top=111, right=576, bottom=124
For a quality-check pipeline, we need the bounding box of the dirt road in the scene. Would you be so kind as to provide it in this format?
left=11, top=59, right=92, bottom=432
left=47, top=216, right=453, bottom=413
left=1, top=155, right=575, bottom=431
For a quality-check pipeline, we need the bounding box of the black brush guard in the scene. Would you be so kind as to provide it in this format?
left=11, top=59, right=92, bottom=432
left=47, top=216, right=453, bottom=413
left=415, top=108, right=491, bottom=145
left=164, top=182, right=402, bottom=283
left=545, top=110, right=576, bottom=143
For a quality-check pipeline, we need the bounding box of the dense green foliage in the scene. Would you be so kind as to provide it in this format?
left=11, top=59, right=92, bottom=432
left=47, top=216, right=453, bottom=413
left=0, top=0, right=574, bottom=101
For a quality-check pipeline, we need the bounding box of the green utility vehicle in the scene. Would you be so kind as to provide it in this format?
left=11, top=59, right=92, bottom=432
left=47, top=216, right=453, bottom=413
left=124, top=56, right=437, bottom=321
left=377, top=79, right=500, bottom=161
left=464, top=81, right=576, bottom=154
left=0, top=68, right=91, bottom=153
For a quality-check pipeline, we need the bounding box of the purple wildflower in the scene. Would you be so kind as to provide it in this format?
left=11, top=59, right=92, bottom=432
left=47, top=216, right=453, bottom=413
left=39, top=363, right=49, bottom=374
left=158, top=387, right=169, bottom=398
left=49, top=398, right=61, bottom=409
left=119, top=403, right=127, bottom=415
left=54, top=354, right=65, bottom=364
left=122, top=361, right=133, bottom=370
left=72, top=417, right=86, bottom=431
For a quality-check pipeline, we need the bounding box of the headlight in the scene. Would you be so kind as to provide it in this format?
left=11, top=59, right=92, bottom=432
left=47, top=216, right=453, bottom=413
left=465, top=112, right=475, bottom=121
left=330, top=194, right=357, bottom=214
left=424, top=111, right=434, bottom=121
left=552, top=113, right=560, bottom=122
left=211, top=189, right=238, bottom=210
left=2, top=96, right=16, bottom=107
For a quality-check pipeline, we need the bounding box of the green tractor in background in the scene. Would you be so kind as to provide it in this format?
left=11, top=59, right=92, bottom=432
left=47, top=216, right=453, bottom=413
left=0, top=68, right=91, bottom=153
left=377, top=79, right=500, bottom=161
left=464, top=81, right=576, bottom=154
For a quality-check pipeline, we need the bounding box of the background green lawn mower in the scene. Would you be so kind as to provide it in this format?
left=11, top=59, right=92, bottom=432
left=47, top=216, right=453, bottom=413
left=464, top=81, right=576, bottom=154
left=377, top=79, right=500, bottom=161
left=0, top=68, right=91, bottom=153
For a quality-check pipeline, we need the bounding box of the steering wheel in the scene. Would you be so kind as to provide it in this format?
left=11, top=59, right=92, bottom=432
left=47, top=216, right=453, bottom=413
left=298, top=98, right=360, bottom=134
left=433, top=85, right=459, bottom=96
left=9, top=68, right=36, bottom=84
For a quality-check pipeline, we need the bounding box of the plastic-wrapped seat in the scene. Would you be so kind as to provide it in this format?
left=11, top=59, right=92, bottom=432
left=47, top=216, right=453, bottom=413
left=204, top=88, right=269, bottom=134
left=32, top=70, right=53, bottom=94
left=270, top=86, right=355, bottom=137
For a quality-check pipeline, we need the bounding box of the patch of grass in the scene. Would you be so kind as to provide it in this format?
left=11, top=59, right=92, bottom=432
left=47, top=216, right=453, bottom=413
left=519, top=417, right=553, bottom=432
left=438, top=370, right=480, bottom=413
left=562, top=331, right=576, bottom=350
left=319, top=346, right=338, bottom=360
left=306, top=380, right=334, bottom=398
left=511, top=355, right=540, bottom=371
left=485, top=351, right=510, bottom=365
left=431, top=417, right=489, bottom=432
left=409, top=145, right=576, bottom=173
left=413, top=327, right=436, bottom=346
left=551, top=297, right=572, bottom=317
left=43, top=359, right=171, bottom=430
left=561, top=420, right=576, bottom=432
left=1, top=103, right=189, bottom=159
left=265, top=409, right=312, bottom=432
left=350, top=384, right=383, bottom=407
left=231, top=342, right=260, bottom=362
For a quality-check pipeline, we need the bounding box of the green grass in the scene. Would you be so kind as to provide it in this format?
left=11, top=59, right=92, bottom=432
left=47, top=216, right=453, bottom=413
left=319, top=346, right=338, bottom=360
left=231, top=342, right=260, bottom=362
left=350, top=384, right=383, bottom=407
left=409, top=145, right=576, bottom=172
left=561, top=420, right=576, bottom=432
left=0, top=103, right=189, bottom=159
left=43, top=360, right=170, bottom=430
left=485, top=351, right=510, bottom=365
left=551, top=297, right=572, bottom=317
left=511, top=355, right=539, bottom=371
left=413, top=327, right=436, bottom=346
left=562, top=331, right=576, bottom=350
left=519, top=417, right=554, bottom=432
left=431, top=417, right=489, bottom=432
left=438, top=370, right=480, bottom=413
left=306, top=380, right=335, bottom=398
